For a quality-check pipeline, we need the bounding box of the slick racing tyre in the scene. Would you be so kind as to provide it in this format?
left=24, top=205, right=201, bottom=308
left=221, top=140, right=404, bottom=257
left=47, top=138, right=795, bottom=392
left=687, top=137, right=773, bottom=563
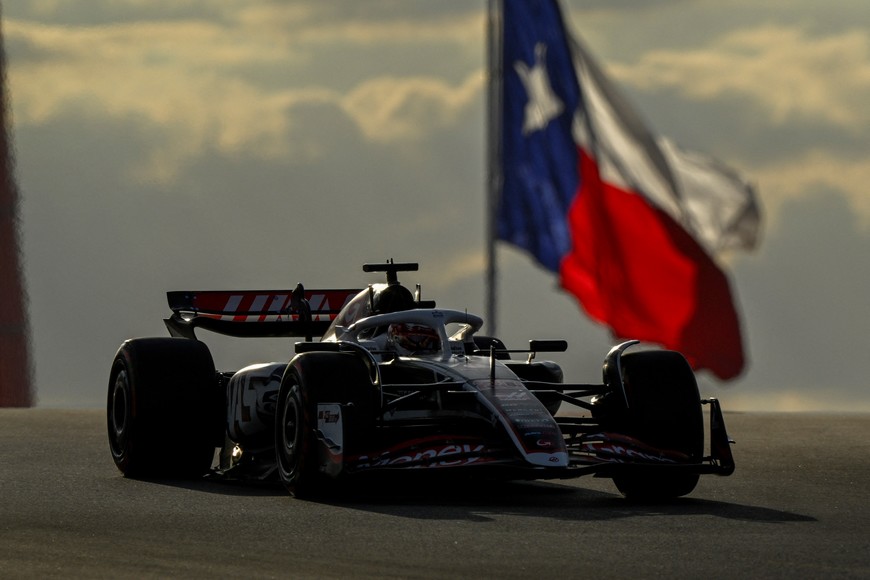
left=275, top=352, right=375, bottom=498
left=611, top=350, right=704, bottom=500
left=107, top=338, right=220, bottom=478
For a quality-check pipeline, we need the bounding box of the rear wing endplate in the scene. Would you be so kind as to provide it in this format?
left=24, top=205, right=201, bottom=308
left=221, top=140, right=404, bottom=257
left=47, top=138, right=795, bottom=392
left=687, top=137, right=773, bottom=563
left=164, top=284, right=360, bottom=340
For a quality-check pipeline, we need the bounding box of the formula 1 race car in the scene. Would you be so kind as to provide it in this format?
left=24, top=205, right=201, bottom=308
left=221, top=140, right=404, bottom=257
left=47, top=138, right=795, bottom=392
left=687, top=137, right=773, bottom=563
left=107, top=261, right=734, bottom=500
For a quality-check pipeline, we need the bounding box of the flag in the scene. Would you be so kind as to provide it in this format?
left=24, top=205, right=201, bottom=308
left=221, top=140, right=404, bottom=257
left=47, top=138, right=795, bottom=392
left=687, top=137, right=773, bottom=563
left=496, top=0, right=760, bottom=380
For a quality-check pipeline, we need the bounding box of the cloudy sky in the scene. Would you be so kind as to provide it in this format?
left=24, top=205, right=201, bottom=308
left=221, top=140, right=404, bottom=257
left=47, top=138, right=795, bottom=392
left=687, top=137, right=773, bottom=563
left=4, top=0, right=869, bottom=411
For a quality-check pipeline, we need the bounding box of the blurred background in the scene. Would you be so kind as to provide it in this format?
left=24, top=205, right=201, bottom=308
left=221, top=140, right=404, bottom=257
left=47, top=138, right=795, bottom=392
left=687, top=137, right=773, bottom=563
left=4, top=1, right=869, bottom=410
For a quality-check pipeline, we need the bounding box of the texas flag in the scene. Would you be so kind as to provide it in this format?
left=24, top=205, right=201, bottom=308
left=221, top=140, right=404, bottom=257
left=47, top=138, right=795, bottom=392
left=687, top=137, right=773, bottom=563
left=497, top=0, right=760, bottom=380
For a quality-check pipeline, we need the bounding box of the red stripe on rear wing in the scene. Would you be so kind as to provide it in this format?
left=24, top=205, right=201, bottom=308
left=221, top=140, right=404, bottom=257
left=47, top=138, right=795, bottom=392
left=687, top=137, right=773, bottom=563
left=165, top=288, right=361, bottom=340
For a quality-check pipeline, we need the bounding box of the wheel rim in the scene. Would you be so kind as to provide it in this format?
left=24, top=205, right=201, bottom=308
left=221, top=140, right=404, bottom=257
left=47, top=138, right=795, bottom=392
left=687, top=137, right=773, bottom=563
left=109, top=369, right=130, bottom=457
left=279, top=388, right=301, bottom=476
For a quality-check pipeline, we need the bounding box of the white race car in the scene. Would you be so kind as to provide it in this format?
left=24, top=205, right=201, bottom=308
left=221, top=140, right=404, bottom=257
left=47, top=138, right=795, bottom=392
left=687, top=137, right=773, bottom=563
left=107, top=261, right=734, bottom=499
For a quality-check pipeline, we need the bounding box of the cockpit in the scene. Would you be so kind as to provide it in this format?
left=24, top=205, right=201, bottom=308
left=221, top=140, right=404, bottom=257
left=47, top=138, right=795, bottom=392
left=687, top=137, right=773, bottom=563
left=321, top=282, right=418, bottom=342
left=319, top=262, right=481, bottom=360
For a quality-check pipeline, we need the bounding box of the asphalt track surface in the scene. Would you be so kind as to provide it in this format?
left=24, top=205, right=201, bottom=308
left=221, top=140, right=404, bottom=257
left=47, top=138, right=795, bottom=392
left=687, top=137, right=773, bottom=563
left=1, top=409, right=868, bottom=579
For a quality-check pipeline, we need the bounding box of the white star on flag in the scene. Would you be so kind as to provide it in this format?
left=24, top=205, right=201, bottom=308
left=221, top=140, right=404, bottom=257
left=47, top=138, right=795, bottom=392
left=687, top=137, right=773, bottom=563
left=514, top=43, right=563, bottom=135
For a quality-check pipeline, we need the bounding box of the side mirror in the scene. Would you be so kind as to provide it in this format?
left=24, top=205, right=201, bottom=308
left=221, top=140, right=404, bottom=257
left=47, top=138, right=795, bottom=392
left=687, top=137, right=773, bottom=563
left=526, top=339, right=567, bottom=363
left=528, top=339, right=568, bottom=353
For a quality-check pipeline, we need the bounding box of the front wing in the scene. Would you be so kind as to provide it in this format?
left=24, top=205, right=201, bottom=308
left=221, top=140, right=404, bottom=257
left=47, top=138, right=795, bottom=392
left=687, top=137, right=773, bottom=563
left=311, top=397, right=734, bottom=480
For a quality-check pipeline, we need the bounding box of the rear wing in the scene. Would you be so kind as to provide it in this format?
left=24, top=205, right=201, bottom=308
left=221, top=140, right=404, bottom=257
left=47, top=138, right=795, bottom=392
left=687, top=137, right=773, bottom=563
left=164, top=284, right=360, bottom=340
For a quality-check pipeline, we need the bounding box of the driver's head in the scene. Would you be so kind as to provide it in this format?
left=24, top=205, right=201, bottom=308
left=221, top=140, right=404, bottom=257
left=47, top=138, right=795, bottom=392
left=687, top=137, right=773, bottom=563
left=387, top=323, right=440, bottom=356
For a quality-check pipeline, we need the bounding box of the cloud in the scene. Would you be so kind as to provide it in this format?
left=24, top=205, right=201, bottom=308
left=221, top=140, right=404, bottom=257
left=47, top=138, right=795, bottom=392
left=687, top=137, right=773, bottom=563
left=5, top=9, right=485, bottom=183
left=342, top=73, right=484, bottom=143
left=6, top=18, right=306, bottom=178
left=236, top=4, right=482, bottom=48
left=610, top=25, right=870, bottom=130
left=750, top=149, right=870, bottom=231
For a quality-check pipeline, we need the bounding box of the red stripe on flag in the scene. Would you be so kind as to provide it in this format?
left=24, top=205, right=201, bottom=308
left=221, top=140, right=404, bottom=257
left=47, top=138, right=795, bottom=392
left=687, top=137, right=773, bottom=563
left=560, top=149, right=745, bottom=380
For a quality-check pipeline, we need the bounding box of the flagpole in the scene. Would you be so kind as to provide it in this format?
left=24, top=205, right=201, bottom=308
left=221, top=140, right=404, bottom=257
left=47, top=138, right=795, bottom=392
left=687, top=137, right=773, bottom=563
left=485, top=0, right=503, bottom=336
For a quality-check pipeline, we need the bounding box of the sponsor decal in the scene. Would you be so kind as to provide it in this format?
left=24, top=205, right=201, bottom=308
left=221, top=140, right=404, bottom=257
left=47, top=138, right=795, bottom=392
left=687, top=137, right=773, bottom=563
left=494, top=390, right=531, bottom=401
left=227, top=363, right=284, bottom=441
left=317, top=404, right=344, bottom=477
left=582, top=438, right=681, bottom=464
left=182, top=289, right=357, bottom=323
left=318, top=409, right=340, bottom=424
left=350, top=436, right=496, bottom=470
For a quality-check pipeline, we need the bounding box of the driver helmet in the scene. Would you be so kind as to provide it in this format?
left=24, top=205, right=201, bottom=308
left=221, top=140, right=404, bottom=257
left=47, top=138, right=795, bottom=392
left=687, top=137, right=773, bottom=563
left=387, top=323, right=441, bottom=356
left=373, top=284, right=415, bottom=314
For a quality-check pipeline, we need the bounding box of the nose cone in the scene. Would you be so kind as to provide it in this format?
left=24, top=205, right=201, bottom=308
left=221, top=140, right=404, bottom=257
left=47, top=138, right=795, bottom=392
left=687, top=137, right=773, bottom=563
left=472, top=378, right=568, bottom=468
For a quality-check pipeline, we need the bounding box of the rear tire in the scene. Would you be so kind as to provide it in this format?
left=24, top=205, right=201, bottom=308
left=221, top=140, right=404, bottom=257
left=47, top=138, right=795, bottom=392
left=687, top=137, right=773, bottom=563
left=610, top=350, right=704, bottom=500
left=107, top=338, right=220, bottom=478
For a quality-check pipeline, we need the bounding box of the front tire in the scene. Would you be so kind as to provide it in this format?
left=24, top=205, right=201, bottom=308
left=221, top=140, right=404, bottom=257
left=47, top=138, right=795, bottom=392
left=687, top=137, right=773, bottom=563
left=275, top=352, right=375, bottom=498
left=275, top=374, right=318, bottom=497
left=107, top=338, right=220, bottom=478
left=610, top=350, right=704, bottom=500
